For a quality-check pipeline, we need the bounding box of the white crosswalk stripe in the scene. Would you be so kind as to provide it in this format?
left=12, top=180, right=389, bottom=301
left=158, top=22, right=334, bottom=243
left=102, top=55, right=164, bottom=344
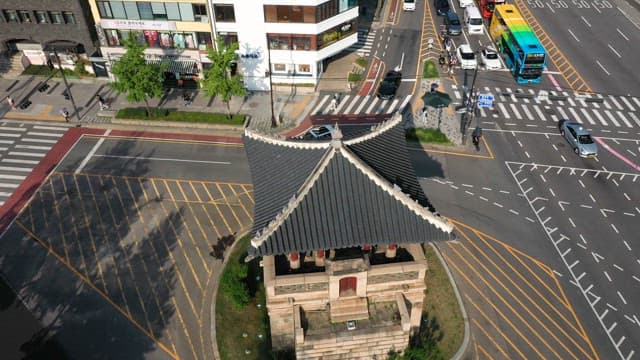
left=0, top=121, right=67, bottom=205
left=509, top=103, right=522, bottom=120
left=632, top=97, right=640, bottom=109
left=497, top=103, right=510, bottom=119
left=521, top=104, right=534, bottom=120
left=579, top=108, right=596, bottom=125
left=345, top=30, right=376, bottom=56
left=532, top=105, right=546, bottom=121
left=629, top=112, right=640, bottom=127
left=619, top=96, right=635, bottom=112
left=568, top=107, right=582, bottom=124
left=616, top=111, right=633, bottom=128
left=556, top=107, right=570, bottom=120
left=608, top=95, right=624, bottom=110
left=591, top=108, right=608, bottom=126
left=311, top=94, right=411, bottom=116
left=604, top=110, right=620, bottom=127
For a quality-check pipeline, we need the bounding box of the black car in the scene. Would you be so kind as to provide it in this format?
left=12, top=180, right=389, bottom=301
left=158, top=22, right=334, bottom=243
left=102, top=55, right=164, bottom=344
left=434, top=0, right=450, bottom=16
left=376, top=71, right=402, bottom=100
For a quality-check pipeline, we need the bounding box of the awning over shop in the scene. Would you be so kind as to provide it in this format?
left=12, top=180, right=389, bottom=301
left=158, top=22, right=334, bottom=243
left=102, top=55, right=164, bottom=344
left=146, top=57, right=197, bottom=74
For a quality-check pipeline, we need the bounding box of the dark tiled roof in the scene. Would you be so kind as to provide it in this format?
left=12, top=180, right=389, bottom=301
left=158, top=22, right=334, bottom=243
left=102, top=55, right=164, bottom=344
left=245, top=115, right=453, bottom=257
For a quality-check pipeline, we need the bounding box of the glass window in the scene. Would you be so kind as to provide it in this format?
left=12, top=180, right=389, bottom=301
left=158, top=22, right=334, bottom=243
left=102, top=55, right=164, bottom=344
left=63, top=12, right=76, bottom=24
left=35, top=11, right=48, bottom=23
left=298, top=64, right=311, bottom=73
left=159, top=32, right=172, bottom=48
left=3, top=10, right=19, bottom=23
left=178, top=3, right=194, bottom=21
left=268, top=35, right=291, bottom=50
left=292, top=36, right=311, bottom=51
left=18, top=10, right=32, bottom=23
left=214, top=4, right=235, bottom=22
left=289, top=6, right=303, bottom=22
left=196, top=32, right=212, bottom=50
left=144, top=30, right=159, bottom=47
left=165, top=2, right=181, bottom=20
left=123, top=2, right=139, bottom=19
left=151, top=2, right=167, bottom=20
left=273, top=63, right=286, bottom=72
left=109, top=1, right=126, bottom=19
left=317, top=20, right=355, bottom=49
left=193, top=4, right=208, bottom=22
left=49, top=11, right=63, bottom=24
left=105, top=29, right=121, bottom=46
left=217, top=32, right=238, bottom=46
left=184, top=33, right=196, bottom=49
left=97, top=1, right=113, bottom=18
left=137, top=2, right=152, bottom=20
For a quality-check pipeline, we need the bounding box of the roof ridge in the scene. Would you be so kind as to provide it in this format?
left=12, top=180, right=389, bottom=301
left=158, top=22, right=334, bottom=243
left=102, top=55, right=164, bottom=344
left=250, top=146, right=338, bottom=251
left=343, top=113, right=403, bottom=146
left=338, top=142, right=454, bottom=234
left=244, top=128, right=328, bottom=149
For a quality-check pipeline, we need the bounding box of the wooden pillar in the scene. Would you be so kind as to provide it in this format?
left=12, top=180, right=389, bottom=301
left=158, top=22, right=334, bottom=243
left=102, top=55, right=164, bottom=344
left=289, top=252, right=300, bottom=269
left=385, top=243, right=397, bottom=259
left=315, top=249, right=325, bottom=267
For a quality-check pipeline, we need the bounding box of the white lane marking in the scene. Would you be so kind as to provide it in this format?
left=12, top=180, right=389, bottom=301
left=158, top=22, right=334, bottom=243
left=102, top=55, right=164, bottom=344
left=0, top=183, right=20, bottom=188
left=93, top=154, right=232, bottom=165
left=15, top=144, right=52, bottom=151
left=0, top=174, right=26, bottom=180
left=567, top=28, right=580, bottom=42
left=24, top=132, right=62, bottom=137
left=607, top=44, right=622, bottom=58
left=32, top=125, right=69, bottom=131
left=1, top=158, right=39, bottom=164
left=8, top=151, right=46, bottom=157
left=596, top=60, right=610, bottom=75
left=0, top=127, right=28, bottom=132
left=0, top=133, right=21, bottom=138
left=616, top=28, right=629, bottom=40
left=0, top=166, right=32, bottom=172
left=21, top=138, right=58, bottom=144
left=76, top=129, right=111, bottom=174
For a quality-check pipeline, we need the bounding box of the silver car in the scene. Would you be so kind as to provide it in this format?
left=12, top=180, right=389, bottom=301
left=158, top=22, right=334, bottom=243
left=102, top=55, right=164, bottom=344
left=559, top=120, right=598, bottom=158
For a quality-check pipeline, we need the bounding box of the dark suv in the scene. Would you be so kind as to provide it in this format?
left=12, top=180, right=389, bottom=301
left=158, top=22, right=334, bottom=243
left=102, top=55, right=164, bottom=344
left=444, top=11, right=462, bottom=35
left=434, top=0, right=450, bottom=16
left=376, top=71, right=402, bottom=100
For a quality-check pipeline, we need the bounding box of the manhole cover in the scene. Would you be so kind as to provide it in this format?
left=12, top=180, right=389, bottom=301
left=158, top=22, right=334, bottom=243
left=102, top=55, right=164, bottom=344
left=248, top=102, right=259, bottom=108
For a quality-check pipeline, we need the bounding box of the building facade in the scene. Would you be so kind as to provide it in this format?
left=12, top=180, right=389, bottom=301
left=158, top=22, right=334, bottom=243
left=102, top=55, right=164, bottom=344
left=211, top=0, right=359, bottom=90
left=87, top=0, right=213, bottom=83
left=0, top=0, right=97, bottom=67
left=244, top=115, right=455, bottom=358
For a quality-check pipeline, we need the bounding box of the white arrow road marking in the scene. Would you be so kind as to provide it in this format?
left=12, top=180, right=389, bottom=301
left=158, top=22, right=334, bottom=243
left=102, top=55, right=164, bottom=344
left=558, top=201, right=570, bottom=211
left=592, top=252, right=605, bottom=263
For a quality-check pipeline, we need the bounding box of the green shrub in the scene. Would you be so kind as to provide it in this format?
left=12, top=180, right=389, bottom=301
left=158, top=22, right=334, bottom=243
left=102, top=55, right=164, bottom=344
left=74, top=60, right=89, bottom=76
left=406, top=128, right=451, bottom=144
left=115, top=107, right=245, bottom=125
left=423, top=60, right=439, bottom=79
left=348, top=72, right=362, bottom=83
left=220, top=258, right=250, bottom=309
left=355, top=57, right=368, bottom=68
left=22, top=65, right=76, bottom=78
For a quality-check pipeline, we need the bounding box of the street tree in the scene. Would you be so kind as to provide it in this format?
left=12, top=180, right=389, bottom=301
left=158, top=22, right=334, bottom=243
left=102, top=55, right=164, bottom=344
left=200, top=37, right=247, bottom=119
left=110, top=35, right=165, bottom=117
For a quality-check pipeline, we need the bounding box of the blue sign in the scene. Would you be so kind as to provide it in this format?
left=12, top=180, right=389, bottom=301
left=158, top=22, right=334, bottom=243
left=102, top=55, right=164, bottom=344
left=477, top=94, right=494, bottom=108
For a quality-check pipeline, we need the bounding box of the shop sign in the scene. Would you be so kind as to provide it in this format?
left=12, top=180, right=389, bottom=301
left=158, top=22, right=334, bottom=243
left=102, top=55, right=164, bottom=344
left=100, top=19, right=177, bottom=31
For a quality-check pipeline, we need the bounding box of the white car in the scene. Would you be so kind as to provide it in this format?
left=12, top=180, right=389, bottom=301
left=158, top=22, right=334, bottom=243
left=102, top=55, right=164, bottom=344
left=459, top=0, right=474, bottom=7
left=456, top=44, right=477, bottom=70
left=309, top=125, right=335, bottom=139
left=480, top=47, right=502, bottom=70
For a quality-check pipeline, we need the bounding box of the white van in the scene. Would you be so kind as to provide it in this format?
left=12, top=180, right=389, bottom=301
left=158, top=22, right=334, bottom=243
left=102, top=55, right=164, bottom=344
left=464, top=5, right=484, bottom=34
left=403, top=0, right=416, bottom=11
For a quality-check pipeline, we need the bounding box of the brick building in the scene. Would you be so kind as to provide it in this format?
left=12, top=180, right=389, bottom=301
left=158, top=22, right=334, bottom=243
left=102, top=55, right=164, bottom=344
left=243, top=114, right=455, bottom=358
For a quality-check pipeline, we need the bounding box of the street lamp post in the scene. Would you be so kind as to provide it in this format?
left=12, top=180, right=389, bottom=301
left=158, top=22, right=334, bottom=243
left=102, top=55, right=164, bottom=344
left=52, top=49, right=81, bottom=122
left=265, top=39, right=277, bottom=128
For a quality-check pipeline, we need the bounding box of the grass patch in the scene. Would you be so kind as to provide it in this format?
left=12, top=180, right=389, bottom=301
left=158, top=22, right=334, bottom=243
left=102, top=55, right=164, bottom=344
left=422, top=60, right=439, bottom=79
left=216, top=237, right=276, bottom=360
left=355, top=57, right=368, bottom=68
left=347, top=72, right=363, bottom=83
left=405, top=128, right=452, bottom=144
left=22, top=65, right=78, bottom=78
left=421, top=244, right=464, bottom=358
left=115, top=107, right=244, bottom=125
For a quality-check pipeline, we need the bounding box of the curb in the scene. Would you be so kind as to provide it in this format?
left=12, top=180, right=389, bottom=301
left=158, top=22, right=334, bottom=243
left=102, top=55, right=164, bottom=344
left=111, top=118, right=245, bottom=133
left=429, top=242, right=471, bottom=360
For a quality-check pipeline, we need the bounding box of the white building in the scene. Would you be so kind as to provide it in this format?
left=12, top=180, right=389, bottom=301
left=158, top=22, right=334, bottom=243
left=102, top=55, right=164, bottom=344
left=210, top=0, right=359, bottom=90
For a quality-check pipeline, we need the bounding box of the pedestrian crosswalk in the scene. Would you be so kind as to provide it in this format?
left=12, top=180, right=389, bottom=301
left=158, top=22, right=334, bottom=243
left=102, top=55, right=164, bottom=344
left=311, top=94, right=412, bottom=116
left=0, top=121, right=69, bottom=206
left=345, top=30, right=376, bottom=57
left=451, top=85, right=640, bottom=130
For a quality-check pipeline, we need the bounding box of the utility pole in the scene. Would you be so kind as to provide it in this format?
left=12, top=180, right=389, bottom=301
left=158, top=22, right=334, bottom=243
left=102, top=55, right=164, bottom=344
left=266, top=39, right=277, bottom=128
left=53, top=49, right=81, bottom=122
left=461, top=58, right=479, bottom=145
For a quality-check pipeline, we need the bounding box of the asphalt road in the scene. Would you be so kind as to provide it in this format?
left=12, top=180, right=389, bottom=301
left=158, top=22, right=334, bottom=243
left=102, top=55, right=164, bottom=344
left=0, top=132, right=253, bottom=360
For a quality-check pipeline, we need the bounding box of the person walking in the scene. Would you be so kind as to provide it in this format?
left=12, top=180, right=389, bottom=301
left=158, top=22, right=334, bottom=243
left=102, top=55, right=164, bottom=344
left=95, top=94, right=107, bottom=110
left=60, top=107, right=70, bottom=122
left=329, top=95, right=338, bottom=112
left=472, top=126, right=483, bottom=150
left=6, top=96, right=16, bottom=110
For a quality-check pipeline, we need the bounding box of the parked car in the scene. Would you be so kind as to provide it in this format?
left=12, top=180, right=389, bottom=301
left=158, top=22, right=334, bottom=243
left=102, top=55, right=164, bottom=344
left=376, top=70, right=402, bottom=100
left=458, top=0, right=474, bottom=7
left=434, top=0, right=450, bottom=16
left=456, top=44, right=477, bottom=69
left=403, top=0, right=416, bottom=11
left=558, top=120, right=598, bottom=158
left=480, top=46, right=502, bottom=70
left=309, top=125, right=335, bottom=139
left=444, top=11, right=462, bottom=36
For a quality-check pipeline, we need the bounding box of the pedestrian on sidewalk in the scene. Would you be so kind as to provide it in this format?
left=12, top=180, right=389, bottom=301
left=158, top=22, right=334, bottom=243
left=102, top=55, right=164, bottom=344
left=95, top=94, right=108, bottom=110
left=183, top=92, right=192, bottom=107
left=6, top=96, right=16, bottom=109
left=60, top=107, right=70, bottom=122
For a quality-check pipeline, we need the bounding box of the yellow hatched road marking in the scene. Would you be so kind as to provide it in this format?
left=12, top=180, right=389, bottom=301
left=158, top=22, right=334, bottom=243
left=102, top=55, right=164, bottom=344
left=60, top=175, right=91, bottom=280
left=46, top=177, right=71, bottom=273
left=454, top=227, right=590, bottom=359
left=201, top=183, right=233, bottom=234
left=73, top=175, right=110, bottom=297
left=239, top=184, right=255, bottom=204
left=215, top=182, right=243, bottom=229
left=472, top=319, right=506, bottom=360
left=14, top=221, right=178, bottom=360
left=227, top=184, right=252, bottom=219
left=107, top=175, right=156, bottom=336
left=150, top=179, right=205, bottom=292
left=170, top=180, right=210, bottom=273
left=445, top=240, right=579, bottom=359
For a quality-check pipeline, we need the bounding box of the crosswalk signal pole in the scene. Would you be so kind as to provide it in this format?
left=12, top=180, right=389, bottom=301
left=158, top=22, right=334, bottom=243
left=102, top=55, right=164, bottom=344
left=53, top=49, right=81, bottom=122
